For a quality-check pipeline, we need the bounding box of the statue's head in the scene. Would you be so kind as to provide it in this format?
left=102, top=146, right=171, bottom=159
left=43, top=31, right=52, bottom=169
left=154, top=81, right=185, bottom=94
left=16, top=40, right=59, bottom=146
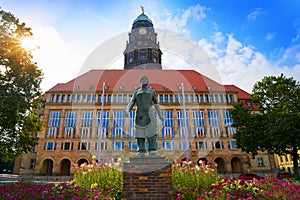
left=140, top=76, right=149, bottom=86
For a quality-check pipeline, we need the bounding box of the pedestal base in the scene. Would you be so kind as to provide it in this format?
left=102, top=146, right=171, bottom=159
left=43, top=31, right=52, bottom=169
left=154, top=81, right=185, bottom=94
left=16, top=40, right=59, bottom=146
left=123, top=155, right=173, bottom=200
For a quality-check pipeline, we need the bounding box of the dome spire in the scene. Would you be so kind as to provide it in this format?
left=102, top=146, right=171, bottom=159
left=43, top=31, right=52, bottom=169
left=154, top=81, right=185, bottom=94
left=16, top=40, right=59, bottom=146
left=141, top=5, right=145, bottom=14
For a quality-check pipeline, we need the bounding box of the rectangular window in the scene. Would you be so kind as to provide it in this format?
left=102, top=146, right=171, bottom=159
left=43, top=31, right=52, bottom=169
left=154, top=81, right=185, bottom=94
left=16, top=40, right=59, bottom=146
left=226, top=127, right=236, bottom=137
left=129, top=111, right=136, bottom=138
left=47, top=127, right=57, bottom=138
left=190, top=95, right=194, bottom=103
left=113, top=110, right=125, bottom=127
left=123, top=95, right=127, bottom=102
left=195, top=141, right=207, bottom=150
left=162, top=142, right=174, bottom=150
left=194, top=127, right=206, bottom=138
left=212, top=141, right=223, bottom=150
left=51, top=95, right=55, bottom=103
left=65, top=111, right=78, bottom=127
left=82, top=94, right=87, bottom=103
left=67, top=94, right=71, bottom=103
left=107, top=94, right=111, bottom=103
left=98, top=94, right=102, bottom=103
left=117, top=94, right=122, bottom=103
left=159, top=95, right=163, bottom=103
left=97, top=110, right=110, bottom=127
left=87, top=95, right=92, bottom=103
left=81, top=111, right=94, bottom=127
left=208, top=110, right=220, bottom=126
left=95, top=142, right=107, bottom=151
left=112, top=110, right=125, bottom=138
left=219, top=95, right=224, bottom=103
left=228, top=141, right=237, bottom=149
left=209, top=95, right=213, bottom=103
left=199, top=95, right=203, bottom=103
left=48, top=111, right=62, bottom=127
left=193, top=110, right=205, bottom=126
left=226, top=94, right=233, bottom=103
left=112, top=127, right=124, bottom=138
left=112, top=141, right=125, bottom=151
left=223, top=110, right=233, bottom=126
left=44, top=142, right=56, bottom=151
left=177, top=110, right=189, bottom=127
left=210, top=127, right=221, bottom=137
left=164, top=95, right=169, bottom=103
left=64, top=127, right=74, bottom=138
left=77, top=94, right=81, bottom=102
left=129, top=127, right=135, bottom=138
left=257, top=157, right=264, bottom=166
left=80, top=127, right=91, bottom=138
left=162, top=127, right=174, bottom=138
left=169, top=95, right=173, bottom=103
left=56, top=94, right=61, bottom=103
left=178, top=127, right=191, bottom=138
left=214, top=95, right=218, bottom=103
left=178, top=141, right=190, bottom=150
left=204, top=95, right=209, bottom=103
left=61, top=94, right=65, bottom=102
left=162, top=110, right=174, bottom=127
left=113, top=95, right=117, bottom=103
left=78, top=142, right=90, bottom=151
left=175, top=95, right=179, bottom=103
left=96, top=127, right=107, bottom=138
left=128, top=142, right=138, bottom=151
left=61, top=142, right=73, bottom=151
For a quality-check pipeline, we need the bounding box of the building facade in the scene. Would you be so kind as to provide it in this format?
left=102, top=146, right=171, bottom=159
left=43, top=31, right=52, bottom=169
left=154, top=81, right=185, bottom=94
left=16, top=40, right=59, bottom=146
left=14, top=11, right=276, bottom=177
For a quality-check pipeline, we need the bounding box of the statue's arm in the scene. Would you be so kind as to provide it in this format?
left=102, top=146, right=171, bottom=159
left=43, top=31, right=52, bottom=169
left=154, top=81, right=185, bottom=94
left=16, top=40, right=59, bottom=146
left=154, top=104, right=164, bottom=121
left=125, top=92, right=136, bottom=116
left=152, top=90, right=164, bottom=121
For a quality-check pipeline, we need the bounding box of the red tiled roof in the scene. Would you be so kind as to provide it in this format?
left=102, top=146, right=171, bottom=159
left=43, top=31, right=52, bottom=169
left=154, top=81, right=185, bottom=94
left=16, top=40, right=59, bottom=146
left=47, top=69, right=252, bottom=100
left=224, top=85, right=252, bottom=99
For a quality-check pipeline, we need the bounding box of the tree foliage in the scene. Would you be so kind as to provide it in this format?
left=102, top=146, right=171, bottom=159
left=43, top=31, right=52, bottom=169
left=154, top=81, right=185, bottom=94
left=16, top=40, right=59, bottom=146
left=231, top=74, right=300, bottom=177
left=0, top=8, right=43, bottom=161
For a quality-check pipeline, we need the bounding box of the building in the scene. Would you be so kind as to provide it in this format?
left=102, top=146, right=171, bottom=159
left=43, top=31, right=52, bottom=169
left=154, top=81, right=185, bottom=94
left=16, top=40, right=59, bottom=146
left=14, top=10, right=276, bottom=177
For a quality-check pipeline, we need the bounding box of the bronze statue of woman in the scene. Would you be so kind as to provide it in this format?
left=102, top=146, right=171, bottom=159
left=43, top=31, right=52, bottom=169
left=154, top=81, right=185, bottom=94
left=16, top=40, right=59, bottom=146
left=125, top=76, right=164, bottom=155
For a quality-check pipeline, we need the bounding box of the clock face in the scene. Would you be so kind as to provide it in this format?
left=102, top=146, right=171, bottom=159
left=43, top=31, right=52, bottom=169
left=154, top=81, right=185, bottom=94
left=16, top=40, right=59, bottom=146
left=139, top=28, right=147, bottom=35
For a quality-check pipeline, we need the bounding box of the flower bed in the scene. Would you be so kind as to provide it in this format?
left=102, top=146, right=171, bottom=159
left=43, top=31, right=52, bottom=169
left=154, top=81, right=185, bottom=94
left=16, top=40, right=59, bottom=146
left=1, top=158, right=300, bottom=199
left=0, top=181, right=113, bottom=200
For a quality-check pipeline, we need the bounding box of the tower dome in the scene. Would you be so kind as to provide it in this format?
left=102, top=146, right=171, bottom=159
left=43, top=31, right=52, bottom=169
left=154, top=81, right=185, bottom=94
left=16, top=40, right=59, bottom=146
left=132, top=13, right=153, bottom=29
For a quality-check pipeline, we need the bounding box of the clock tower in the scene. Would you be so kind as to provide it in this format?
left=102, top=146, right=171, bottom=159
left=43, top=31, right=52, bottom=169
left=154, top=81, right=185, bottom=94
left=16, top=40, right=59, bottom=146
left=124, top=8, right=162, bottom=70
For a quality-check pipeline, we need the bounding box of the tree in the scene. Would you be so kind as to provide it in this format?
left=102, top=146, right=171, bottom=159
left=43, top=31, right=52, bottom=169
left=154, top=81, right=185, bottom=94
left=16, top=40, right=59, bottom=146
left=231, top=74, right=300, bottom=178
left=0, top=8, right=43, bottom=161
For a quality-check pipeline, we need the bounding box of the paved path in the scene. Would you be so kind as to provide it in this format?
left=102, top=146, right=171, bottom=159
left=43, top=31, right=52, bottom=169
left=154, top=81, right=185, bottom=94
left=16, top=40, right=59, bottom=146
left=0, top=174, right=73, bottom=183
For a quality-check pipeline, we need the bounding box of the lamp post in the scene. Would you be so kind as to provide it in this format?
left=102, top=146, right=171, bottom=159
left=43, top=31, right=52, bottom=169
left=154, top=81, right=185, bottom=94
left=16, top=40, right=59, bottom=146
left=97, top=82, right=105, bottom=163
left=181, top=83, right=189, bottom=159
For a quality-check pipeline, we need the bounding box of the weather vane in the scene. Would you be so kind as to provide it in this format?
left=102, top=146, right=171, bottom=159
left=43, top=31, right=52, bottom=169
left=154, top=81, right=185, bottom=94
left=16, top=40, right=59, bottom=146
left=141, top=5, right=145, bottom=14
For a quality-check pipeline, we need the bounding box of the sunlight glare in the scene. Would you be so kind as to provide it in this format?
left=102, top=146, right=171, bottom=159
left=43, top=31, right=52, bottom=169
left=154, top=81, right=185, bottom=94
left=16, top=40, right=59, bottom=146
left=20, top=37, right=38, bottom=51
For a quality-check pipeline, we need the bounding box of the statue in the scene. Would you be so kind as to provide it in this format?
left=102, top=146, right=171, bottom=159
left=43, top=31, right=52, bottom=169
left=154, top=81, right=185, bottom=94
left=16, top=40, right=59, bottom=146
left=125, top=76, right=164, bottom=155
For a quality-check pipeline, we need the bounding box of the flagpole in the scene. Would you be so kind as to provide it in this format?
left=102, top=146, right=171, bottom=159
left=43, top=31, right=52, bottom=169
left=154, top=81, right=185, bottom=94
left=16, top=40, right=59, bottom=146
left=181, top=83, right=189, bottom=159
left=98, top=82, right=105, bottom=163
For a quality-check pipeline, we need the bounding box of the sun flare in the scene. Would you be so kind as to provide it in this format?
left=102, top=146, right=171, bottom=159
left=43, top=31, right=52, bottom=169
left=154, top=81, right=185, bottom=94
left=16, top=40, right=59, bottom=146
left=20, top=37, right=38, bottom=51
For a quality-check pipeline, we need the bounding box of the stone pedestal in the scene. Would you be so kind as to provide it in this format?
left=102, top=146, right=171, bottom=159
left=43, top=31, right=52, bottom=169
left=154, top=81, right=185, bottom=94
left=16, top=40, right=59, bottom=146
left=123, top=155, right=173, bottom=200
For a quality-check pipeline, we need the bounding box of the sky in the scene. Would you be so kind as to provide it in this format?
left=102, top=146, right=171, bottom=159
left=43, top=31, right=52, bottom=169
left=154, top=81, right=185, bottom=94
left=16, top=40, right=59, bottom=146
left=1, top=0, right=300, bottom=92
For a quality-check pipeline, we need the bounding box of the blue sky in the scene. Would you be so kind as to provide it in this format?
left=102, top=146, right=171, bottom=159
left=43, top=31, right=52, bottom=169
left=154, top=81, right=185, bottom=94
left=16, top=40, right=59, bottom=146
left=1, top=0, right=299, bottom=92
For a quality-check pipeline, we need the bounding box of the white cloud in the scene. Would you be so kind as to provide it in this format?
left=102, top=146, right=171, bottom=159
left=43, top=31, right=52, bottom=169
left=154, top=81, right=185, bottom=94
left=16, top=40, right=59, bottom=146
left=198, top=32, right=300, bottom=92
left=247, top=8, right=265, bottom=21
left=265, top=32, right=276, bottom=41
left=292, top=17, right=300, bottom=43
left=154, top=4, right=209, bottom=35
